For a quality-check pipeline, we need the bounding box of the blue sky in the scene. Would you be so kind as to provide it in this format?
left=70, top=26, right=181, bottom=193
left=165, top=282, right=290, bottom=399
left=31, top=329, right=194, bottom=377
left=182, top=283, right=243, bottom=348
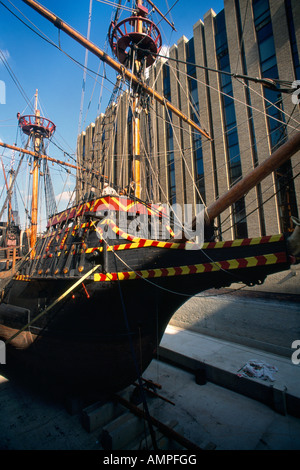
left=0, top=0, right=224, bottom=225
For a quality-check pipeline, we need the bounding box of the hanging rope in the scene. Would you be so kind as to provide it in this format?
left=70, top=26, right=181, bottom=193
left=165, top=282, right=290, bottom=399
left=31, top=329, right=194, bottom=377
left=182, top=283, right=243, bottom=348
left=77, top=0, right=93, bottom=136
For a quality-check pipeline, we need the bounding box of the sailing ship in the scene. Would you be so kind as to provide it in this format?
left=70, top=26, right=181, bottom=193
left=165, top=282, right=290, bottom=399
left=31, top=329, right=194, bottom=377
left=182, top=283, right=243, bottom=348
left=0, top=0, right=299, bottom=395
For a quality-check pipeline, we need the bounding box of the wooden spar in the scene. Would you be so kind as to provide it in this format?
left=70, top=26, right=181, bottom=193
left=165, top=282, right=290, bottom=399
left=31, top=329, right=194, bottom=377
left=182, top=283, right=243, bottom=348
left=0, top=141, right=108, bottom=181
left=20, top=0, right=210, bottom=140
left=0, top=141, right=80, bottom=171
left=172, top=131, right=300, bottom=240
left=146, top=0, right=177, bottom=31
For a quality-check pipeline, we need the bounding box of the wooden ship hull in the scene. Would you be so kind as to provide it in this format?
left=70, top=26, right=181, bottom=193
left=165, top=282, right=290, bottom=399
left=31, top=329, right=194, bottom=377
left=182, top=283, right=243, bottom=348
left=0, top=195, right=295, bottom=393
left=0, top=0, right=299, bottom=396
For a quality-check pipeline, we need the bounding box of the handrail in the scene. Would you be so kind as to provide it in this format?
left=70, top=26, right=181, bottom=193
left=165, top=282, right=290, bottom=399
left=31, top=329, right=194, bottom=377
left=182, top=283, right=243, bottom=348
left=0, top=246, right=23, bottom=274
left=0, top=245, right=23, bottom=252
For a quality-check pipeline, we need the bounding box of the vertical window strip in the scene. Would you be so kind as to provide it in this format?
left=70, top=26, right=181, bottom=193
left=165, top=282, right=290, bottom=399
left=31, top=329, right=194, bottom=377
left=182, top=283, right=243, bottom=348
left=186, top=38, right=206, bottom=204
left=252, top=0, right=286, bottom=151
left=235, top=0, right=266, bottom=235
left=214, top=10, right=248, bottom=238
left=285, top=0, right=300, bottom=80
left=252, top=0, right=298, bottom=230
left=163, top=64, right=176, bottom=204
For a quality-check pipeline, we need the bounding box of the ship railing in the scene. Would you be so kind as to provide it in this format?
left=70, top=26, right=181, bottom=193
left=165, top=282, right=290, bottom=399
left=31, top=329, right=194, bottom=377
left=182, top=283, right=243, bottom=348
left=0, top=245, right=23, bottom=271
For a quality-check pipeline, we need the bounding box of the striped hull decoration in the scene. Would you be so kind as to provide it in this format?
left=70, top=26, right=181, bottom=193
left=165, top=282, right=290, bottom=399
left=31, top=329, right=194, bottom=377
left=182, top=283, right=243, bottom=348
left=47, top=196, right=167, bottom=228
left=93, top=252, right=287, bottom=282
left=87, top=225, right=285, bottom=254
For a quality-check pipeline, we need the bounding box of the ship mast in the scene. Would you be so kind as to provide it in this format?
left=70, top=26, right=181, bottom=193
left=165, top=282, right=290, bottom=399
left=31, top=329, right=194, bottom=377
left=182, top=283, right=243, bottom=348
left=132, top=0, right=144, bottom=199
left=108, top=0, right=163, bottom=198
left=19, top=0, right=211, bottom=194
left=18, top=89, right=56, bottom=252
left=31, top=89, right=40, bottom=250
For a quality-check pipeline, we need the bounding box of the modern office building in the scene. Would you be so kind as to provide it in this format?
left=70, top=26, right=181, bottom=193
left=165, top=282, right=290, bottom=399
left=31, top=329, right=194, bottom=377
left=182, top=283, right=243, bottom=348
left=77, top=0, right=300, bottom=240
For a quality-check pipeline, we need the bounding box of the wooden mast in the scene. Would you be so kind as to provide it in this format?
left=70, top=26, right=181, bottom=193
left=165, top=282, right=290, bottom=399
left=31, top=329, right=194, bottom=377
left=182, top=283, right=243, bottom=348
left=30, top=89, right=40, bottom=251
left=15, top=90, right=56, bottom=253
left=132, top=0, right=143, bottom=199
left=132, top=95, right=142, bottom=198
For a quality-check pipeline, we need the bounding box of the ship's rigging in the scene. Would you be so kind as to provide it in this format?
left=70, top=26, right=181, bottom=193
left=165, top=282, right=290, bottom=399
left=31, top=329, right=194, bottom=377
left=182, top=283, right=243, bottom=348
left=0, top=0, right=298, bottom=265
left=0, top=0, right=298, bottom=273
left=0, top=1, right=298, bottom=243
left=0, top=0, right=299, bottom=421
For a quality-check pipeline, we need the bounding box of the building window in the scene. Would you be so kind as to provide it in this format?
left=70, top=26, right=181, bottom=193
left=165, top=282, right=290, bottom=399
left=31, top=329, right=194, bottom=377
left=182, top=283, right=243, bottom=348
left=186, top=38, right=206, bottom=204
left=235, top=0, right=266, bottom=235
left=252, top=0, right=298, bottom=230
left=285, top=0, right=300, bottom=80
left=163, top=64, right=176, bottom=204
left=253, top=0, right=286, bottom=151
left=215, top=10, right=247, bottom=239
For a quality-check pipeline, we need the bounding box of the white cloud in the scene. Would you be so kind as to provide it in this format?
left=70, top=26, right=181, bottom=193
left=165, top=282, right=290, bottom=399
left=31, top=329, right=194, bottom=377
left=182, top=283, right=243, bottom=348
left=56, top=191, right=75, bottom=204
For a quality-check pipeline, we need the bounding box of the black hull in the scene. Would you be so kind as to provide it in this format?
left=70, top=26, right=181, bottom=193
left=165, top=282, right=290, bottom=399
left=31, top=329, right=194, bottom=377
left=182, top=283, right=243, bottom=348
left=0, top=231, right=292, bottom=394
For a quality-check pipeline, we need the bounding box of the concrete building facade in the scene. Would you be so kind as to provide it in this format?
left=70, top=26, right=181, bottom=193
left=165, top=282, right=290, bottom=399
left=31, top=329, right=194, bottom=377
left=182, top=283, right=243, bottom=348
left=77, top=0, right=300, bottom=241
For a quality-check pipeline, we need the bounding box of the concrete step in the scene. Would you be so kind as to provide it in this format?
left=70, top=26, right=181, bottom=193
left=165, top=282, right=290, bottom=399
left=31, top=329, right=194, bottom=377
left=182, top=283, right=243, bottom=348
left=170, top=289, right=300, bottom=358
left=158, top=325, right=300, bottom=418
left=81, top=388, right=131, bottom=433
left=81, top=385, right=205, bottom=451
left=123, top=419, right=184, bottom=450
left=100, top=409, right=148, bottom=450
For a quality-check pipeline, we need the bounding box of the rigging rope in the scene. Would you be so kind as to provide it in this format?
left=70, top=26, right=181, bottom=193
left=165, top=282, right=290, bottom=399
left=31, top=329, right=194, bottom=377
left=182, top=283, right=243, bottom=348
left=78, top=0, right=93, bottom=136
left=0, top=49, right=33, bottom=112
left=140, top=45, right=298, bottom=95
left=164, top=58, right=300, bottom=132
left=0, top=152, right=25, bottom=221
